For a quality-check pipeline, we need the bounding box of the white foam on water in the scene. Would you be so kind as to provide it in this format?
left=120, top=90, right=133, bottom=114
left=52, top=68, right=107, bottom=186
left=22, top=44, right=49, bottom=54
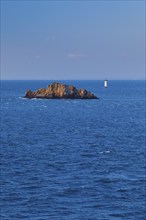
left=105, top=150, right=110, bottom=153
left=31, top=98, right=44, bottom=100
left=19, top=97, right=27, bottom=99
left=99, top=150, right=111, bottom=154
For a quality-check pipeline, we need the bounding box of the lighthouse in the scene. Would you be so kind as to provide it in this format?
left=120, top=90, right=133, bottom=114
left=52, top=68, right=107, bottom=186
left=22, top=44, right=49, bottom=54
left=104, top=80, right=107, bottom=88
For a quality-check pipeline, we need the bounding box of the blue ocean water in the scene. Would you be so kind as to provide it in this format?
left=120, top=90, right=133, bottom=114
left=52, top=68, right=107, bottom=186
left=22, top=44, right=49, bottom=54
left=0, top=80, right=145, bottom=220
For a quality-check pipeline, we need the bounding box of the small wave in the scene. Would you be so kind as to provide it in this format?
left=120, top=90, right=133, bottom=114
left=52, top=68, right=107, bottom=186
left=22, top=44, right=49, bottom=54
left=99, top=150, right=111, bottom=154
left=29, top=98, right=46, bottom=100
left=19, top=97, right=27, bottom=99
left=62, top=187, right=81, bottom=195
left=81, top=153, right=96, bottom=158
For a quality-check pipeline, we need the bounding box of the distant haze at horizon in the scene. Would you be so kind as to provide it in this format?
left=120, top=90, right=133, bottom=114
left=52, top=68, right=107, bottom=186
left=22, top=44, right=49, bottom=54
left=1, top=1, right=145, bottom=80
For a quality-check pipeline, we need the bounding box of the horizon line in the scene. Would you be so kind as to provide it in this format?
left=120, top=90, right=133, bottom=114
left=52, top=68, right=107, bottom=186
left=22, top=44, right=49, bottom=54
left=0, top=79, right=145, bottom=81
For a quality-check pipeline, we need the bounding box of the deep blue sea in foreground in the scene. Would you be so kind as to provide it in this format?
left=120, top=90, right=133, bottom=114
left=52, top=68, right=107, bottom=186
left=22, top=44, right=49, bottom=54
left=1, top=80, right=146, bottom=220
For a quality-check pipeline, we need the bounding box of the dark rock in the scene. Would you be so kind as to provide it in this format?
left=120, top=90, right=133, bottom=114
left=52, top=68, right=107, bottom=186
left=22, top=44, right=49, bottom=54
left=24, top=82, right=98, bottom=99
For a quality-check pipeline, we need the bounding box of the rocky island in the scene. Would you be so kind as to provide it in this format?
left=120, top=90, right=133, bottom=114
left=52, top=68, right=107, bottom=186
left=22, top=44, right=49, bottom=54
left=24, top=82, right=98, bottom=99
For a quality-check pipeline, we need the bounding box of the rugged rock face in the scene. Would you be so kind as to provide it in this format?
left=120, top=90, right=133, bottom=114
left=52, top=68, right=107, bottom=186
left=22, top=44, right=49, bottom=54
left=24, top=82, right=98, bottom=99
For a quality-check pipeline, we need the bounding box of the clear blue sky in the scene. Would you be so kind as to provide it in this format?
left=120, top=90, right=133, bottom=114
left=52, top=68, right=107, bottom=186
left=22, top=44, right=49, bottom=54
left=1, top=0, right=145, bottom=80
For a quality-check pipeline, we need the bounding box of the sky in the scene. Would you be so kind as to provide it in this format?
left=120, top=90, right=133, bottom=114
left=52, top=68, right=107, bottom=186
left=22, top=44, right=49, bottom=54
left=1, top=0, right=145, bottom=80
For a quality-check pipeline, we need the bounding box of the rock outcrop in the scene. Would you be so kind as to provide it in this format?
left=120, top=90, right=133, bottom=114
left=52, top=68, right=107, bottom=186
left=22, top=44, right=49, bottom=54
left=24, top=82, right=98, bottom=99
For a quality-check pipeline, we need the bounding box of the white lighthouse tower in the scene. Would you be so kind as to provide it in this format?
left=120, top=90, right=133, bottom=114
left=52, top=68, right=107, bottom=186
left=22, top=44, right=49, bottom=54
left=104, top=80, right=107, bottom=88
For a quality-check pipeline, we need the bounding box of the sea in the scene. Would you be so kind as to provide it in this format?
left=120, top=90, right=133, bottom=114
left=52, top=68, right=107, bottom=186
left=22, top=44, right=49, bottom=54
left=0, top=80, right=146, bottom=220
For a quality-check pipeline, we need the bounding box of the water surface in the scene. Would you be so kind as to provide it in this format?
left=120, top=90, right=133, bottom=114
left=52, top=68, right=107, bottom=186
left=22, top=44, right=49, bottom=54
left=1, top=80, right=145, bottom=220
